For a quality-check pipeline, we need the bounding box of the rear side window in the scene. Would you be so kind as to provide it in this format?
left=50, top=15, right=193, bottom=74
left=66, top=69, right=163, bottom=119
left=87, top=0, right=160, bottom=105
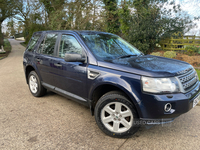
left=38, top=33, right=58, bottom=56
left=26, top=34, right=41, bottom=51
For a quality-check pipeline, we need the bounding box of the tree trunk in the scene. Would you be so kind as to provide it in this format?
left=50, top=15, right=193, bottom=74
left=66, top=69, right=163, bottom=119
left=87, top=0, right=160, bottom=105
left=0, top=22, right=4, bottom=47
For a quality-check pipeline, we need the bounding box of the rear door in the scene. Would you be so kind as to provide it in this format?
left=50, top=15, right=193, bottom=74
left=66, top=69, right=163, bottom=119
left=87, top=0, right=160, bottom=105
left=35, top=33, right=59, bottom=87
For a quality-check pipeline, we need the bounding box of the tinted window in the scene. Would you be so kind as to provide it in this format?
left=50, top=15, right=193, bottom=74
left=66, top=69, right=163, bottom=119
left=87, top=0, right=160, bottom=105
left=38, top=33, right=58, bottom=56
left=59, top=35, right=83, bottom=58
left=26, top=34, right=41, bottom=51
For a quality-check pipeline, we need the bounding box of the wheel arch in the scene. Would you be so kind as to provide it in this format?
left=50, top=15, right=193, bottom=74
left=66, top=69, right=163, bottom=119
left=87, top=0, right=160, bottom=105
left=25, top=65, right=40, bottom=84
left=89, top=82, right=142, bottom=117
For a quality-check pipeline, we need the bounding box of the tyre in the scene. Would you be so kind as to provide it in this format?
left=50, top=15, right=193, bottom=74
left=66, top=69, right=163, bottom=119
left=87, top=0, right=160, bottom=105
left=94, top=91, right=140, bottom=138
left=28, top=71, right=46, bottom=97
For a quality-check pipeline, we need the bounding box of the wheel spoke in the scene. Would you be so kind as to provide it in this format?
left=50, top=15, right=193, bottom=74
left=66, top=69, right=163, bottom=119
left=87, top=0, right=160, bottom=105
left=102, top=116, right=113, bottom=123
left=121, top=110, right=132, bottom=118
left=29, top=80, right=33, bottom=85
left=115, top=103, right=121, bottom=113
left=104, top=106, right=115, bottom=115
left=113, top=121, right=120, bottom=132
left=33, top=77, right=37, bottom=83
left=31, top=76, right=34, bottom=82
left=34, top=83, right=38, bottom=88
left=121, top=118, right=131, bottom=128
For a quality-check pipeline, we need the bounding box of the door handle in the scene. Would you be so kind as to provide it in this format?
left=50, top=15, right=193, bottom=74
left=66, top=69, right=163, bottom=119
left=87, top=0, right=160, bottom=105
left=54, top=63, right=62, bottom=67
left=35, top=58, right=41, bottom=62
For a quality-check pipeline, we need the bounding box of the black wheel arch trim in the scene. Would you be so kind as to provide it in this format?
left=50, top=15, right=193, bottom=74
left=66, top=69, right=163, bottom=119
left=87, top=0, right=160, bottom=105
left=89, top=82, right=143, bottom=118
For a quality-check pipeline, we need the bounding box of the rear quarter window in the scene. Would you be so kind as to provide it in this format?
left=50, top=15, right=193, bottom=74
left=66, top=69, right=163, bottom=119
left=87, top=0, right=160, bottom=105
left=26, top=34, right=41, bottom=52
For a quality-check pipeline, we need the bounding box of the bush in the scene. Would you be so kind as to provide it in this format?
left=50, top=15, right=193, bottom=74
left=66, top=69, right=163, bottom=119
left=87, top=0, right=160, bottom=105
left=185, top=46, right=200, bottom=55
left=163, top=51, right=176, bottom=58
left=3, top=39, right=11, bottom=52
left=150, top=52, right=162, bottom=56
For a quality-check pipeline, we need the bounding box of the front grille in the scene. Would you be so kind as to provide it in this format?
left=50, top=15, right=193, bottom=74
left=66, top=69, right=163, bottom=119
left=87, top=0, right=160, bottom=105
left=178, top=69, right=198, bottom=92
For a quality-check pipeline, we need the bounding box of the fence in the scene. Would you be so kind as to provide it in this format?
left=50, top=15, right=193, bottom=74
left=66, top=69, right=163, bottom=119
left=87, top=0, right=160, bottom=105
left=159, top=35, right=200, bottom=51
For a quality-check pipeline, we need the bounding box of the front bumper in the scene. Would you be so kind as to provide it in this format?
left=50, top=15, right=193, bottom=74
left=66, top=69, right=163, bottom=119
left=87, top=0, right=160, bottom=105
left=139, top=82, right=200, bottom=124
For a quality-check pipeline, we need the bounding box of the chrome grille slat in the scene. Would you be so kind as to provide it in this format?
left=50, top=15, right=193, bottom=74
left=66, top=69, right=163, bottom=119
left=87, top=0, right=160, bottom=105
left=178, top=69, right=198, bottom=92
left=182, top=77, right=197, bottom=90
left=179, top=71, right=196, bottom=83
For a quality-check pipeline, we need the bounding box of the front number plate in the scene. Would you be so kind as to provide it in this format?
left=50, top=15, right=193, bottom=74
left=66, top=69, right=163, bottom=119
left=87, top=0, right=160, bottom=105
left=193, top=95, right=200, bottom=108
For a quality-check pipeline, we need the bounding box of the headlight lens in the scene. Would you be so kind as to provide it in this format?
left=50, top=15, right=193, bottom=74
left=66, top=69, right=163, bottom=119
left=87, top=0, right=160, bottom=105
left=141, top=76, right=180, bottom=93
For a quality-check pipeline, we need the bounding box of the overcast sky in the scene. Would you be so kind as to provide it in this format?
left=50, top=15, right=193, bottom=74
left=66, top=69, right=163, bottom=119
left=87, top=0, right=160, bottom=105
left=176, top=0, right=200, bottom=35
left=2, top=0, right=200, bottom=35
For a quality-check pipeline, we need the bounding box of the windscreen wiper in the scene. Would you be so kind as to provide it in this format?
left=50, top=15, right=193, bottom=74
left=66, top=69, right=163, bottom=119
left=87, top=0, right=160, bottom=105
left=117, top=54, right=138, bottom=59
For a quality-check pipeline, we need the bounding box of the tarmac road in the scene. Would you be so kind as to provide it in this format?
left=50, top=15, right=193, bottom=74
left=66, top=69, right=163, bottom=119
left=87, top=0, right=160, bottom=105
left=0, top=39, right=200, bottom=150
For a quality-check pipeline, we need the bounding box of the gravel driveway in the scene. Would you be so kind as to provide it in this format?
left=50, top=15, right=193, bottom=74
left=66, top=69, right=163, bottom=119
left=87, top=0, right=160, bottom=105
left=0, top=39, right=200, bottom=150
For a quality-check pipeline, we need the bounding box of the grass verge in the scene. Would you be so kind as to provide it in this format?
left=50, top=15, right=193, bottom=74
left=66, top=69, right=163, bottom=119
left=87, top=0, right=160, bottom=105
left=20, top=42, right=28, bottom=48
left=196, top=69, right=200, bottom=80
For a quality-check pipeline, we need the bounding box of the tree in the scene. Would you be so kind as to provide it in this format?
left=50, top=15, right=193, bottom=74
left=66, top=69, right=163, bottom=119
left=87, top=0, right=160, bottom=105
left=119, top=0, right=195, bottom=54
left=0, top=0, right=19, bottom=46
left=16, top=21, right=24, bottom=33
left=39, top=0, right=65, bottom=23
left=15, top=0, right=44, bottom=43
left=7, top=19, right=16, bottom=36
left=103, top=0, right=120, bottom=34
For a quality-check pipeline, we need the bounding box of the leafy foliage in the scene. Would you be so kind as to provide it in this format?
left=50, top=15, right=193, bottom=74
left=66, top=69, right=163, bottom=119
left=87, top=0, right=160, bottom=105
left=185, top=46, right=200, bottom=55
left=150, top=52, right=162, bottom=56
left=163, top=51, right=176, bottom=58
left=103, top=0, right=120, bottom=34
left=7, top=19, right=16, bottom=36
left=2, top=0, right=196, bottom=54
left=119, top=0, right=195, bottom=54
left=0, top=0, right=19, bottom=46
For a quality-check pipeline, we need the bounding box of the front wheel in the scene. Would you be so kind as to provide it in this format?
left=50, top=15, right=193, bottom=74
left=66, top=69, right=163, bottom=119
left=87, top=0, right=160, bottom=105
left=94, top=91, right=140, bottom=138
left=28, top=71, right=46, bottom=97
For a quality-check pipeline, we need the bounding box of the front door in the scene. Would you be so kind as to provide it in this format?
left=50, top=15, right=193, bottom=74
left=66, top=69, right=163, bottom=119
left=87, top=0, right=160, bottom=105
left=52, top=34, right=87, bottom=98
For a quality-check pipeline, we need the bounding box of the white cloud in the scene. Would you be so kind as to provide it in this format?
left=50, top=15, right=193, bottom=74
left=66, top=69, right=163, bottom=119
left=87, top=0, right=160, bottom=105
left=162, top=0, right=200, bottom=35
left=176, top=0, right=200, bottom=35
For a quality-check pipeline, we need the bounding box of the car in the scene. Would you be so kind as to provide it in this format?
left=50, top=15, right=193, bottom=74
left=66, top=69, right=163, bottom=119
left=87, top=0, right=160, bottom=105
left=23, top=30, right=200, bottom=138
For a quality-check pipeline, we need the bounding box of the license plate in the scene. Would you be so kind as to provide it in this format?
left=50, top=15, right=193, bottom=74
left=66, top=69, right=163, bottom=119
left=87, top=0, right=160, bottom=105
left=193, top=95, right=200, bottom=108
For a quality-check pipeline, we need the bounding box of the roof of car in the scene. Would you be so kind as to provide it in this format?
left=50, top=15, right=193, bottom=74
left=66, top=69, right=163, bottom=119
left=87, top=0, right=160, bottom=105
left=75, top=30, right=114, bottom=35
left=34, top=30, right=115, bottom=36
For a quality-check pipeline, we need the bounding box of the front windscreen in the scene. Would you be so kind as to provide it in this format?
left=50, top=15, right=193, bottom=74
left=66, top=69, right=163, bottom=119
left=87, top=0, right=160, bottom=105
left=81, top=33, right=142, bottom=61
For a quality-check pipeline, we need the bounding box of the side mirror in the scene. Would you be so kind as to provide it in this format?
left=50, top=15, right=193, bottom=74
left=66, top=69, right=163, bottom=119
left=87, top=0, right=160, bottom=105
left=64, top=53, right=86, bottom=62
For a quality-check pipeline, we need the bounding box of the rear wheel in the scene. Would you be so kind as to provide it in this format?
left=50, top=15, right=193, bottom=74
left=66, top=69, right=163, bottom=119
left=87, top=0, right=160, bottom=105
left=94, top=91, right=140, bottom=138
left=28, top=71, right=46, bottom=97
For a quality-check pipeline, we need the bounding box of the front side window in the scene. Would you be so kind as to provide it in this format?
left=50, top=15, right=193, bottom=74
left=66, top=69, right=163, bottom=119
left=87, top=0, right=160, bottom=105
left=26, top=34, right=41, bottom=51
left=81, top=34, right=142, bottom=61
left=59, top=35, right=83, bottom=58
left=38, top=33, right=58, bottom=56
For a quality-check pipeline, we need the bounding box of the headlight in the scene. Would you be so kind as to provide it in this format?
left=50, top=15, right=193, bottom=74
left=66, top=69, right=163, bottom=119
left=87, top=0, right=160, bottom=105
left=141, top=76, right=180, bottom=93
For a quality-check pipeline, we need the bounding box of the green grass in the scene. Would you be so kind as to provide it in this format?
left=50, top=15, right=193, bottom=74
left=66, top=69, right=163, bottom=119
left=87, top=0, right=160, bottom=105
left=20, top=42, right=28, bottom=47
left=196, top=69, right=200, bottom=80
left=3, top=39, right=11, bottom=52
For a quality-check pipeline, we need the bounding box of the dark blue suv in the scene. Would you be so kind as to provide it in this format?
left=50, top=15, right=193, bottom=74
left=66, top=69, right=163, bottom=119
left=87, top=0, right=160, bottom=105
left=23, top=30, right=200, bottom=138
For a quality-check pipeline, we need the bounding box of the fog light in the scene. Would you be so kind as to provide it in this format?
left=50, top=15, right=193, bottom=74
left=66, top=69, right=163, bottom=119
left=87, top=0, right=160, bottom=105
left=164, top=103, right=172, bottom=112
